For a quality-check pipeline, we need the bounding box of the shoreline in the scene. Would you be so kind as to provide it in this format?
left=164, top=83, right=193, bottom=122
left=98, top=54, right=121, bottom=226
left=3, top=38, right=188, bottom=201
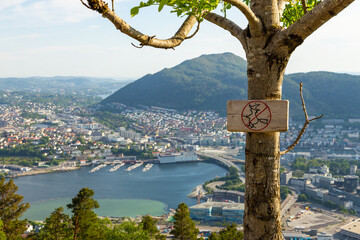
left=10, top=165, right=81, bottom=178
left=22, top=197, right=170, bottom=222
left=9, top=158, right=232, bottom=179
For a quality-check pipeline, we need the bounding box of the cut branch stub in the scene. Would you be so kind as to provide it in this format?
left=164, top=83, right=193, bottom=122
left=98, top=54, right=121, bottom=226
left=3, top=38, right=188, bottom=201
left=87, top=0, right=109, bottom=13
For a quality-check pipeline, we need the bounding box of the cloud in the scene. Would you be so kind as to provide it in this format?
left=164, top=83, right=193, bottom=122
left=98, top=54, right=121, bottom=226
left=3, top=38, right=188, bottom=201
left=0, top=0, right=95, bottom=26
left=0, top=0, right=26, bottom=11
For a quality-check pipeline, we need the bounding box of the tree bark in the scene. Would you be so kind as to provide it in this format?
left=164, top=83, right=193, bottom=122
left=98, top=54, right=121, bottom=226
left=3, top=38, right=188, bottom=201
left=244, top=41, right=290, bottom=239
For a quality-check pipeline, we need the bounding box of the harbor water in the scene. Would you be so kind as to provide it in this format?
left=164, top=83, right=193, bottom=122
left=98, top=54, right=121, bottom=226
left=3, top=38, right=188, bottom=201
left=14, top=162, right=227, bottom=220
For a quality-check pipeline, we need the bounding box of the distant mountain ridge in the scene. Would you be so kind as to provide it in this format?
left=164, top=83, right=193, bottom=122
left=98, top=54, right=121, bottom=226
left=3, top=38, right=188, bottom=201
left=0, top=76, right=130, bottom=94
left=103, top=53, right=360, bottom=119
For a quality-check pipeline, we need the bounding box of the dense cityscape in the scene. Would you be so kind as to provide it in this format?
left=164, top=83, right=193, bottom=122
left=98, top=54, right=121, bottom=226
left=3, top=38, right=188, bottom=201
left=1, top=89, right=360, bottom=239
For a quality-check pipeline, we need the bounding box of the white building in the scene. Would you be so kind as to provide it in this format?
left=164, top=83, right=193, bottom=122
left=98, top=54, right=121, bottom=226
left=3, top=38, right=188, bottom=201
left=317, top=232, right=333, bottom=240
left=351, top=165, right=358, bottom=175
left=290, top=178, right=310, bottom=190
left=158, top=152, right=198, bottom=164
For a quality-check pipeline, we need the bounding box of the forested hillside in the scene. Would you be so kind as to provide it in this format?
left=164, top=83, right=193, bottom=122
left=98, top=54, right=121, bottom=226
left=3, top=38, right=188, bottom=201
left=101, top=53, right=360, bottom=119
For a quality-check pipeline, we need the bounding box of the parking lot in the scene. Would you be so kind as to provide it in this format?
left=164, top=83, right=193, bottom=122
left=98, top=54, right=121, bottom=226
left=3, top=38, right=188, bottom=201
left=283, top=204, right=356, bottom=235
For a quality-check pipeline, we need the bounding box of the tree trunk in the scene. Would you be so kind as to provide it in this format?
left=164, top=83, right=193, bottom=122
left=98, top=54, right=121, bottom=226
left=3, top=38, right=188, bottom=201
left=244, top=49, right=290, bottom=239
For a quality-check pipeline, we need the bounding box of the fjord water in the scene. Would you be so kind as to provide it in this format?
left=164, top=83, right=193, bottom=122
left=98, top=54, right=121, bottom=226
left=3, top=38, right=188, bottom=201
left=14, top=162, right=227, bottom=220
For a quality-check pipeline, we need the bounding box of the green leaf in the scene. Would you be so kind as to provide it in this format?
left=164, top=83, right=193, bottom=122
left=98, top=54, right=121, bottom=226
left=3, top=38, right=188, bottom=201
left=158, top=0, right=167, bottom=12
left=130, top=7, right=140, bottom=17
left=281, top=0, right=321, bottom=27
left=176, top=9, right=182, bottom=17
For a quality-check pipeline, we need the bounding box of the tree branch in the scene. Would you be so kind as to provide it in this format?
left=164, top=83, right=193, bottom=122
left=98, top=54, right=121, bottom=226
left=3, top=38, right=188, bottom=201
left=280, top=0, right=355, bottom=53
left=185, top=21, right=200, bottom=39
left=222, top=0, right=261, bottom=31
left=84, top=0, right=198, bottom=49
left=280, top=82, right=323, bottom=155
left=277, top=0, right=287, bottom=18
left=204, top=12, right=246, bottom=46
left=80, top=0, right=91, bottom=9
left=301, top=0, right=308, bottom=14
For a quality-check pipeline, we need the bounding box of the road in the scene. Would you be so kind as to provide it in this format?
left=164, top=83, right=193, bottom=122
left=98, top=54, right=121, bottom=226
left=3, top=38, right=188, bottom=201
left=207, top=181, right=226, bottom=191
left=281, top=192, right=298, bottom=218
left=198, top=152, right=246, bottom=183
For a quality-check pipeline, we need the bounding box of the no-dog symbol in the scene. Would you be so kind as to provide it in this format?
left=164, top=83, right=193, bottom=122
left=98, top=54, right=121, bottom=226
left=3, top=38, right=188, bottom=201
left=241, top=101, right=271, bottom=131
left=227, top=100, right=288, bottom=132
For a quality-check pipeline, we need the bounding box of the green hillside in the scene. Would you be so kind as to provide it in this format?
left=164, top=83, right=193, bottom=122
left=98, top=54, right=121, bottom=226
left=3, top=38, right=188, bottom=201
left=103, top=53, right=360, bottom=119
left=283, top=72, right=360, bottom=119
left=104, top=53, right=247, bottom=112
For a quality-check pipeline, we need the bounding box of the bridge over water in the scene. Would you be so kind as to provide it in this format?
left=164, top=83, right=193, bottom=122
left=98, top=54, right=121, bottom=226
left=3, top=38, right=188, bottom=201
left=198, top=153, right=245, bottom=183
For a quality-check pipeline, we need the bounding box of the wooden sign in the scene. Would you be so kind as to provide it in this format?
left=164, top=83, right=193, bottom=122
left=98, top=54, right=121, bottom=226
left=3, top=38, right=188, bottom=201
left=227, top=100, right=289, bottom=132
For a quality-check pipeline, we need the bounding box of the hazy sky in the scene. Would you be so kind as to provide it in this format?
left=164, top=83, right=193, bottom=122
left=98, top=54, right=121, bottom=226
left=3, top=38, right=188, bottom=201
left=0, top=0, right=359, bottom=80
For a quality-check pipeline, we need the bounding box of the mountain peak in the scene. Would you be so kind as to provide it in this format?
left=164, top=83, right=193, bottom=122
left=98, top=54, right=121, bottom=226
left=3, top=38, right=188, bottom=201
left=103, top=53, right=360, bottom=119
left=103, top=53, right=248, bottom=114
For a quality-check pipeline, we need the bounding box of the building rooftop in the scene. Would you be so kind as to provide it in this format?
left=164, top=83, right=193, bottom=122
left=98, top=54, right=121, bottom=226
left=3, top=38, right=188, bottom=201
left=340, top=218, right=360, bottom=233
left=189, top=201, right=244, bottom=210
left=283, top=231, right=308, bottom=238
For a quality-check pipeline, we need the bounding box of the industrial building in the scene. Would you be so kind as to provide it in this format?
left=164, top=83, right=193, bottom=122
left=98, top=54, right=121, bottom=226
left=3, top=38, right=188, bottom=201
left=212, top=190, right=244, bottom=203
left=189, top=202, right=244, bottom=225
left=281, top=171, right=292, bottom=185
left=340, top=218, right=360, bottom=239
left=344, top=175, right=359, bottom=193
left=282, top=232, right=311, bottom=240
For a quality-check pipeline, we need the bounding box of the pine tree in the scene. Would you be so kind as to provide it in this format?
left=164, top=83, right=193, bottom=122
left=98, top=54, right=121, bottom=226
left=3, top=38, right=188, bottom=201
left=141, top=215, right=165, bottom=240
left=67, top=188, right=102, bottom=240
left=170, top=203, right=199, bottom=240
left=38, top=207, right=72, bottom=240
left=141, top=215, right=158, bottom=237
left=106, top=221, right=151, bottom=240
left=208, top=224, right=244, bottom=240
left=0, top=178, right=30, bottom=239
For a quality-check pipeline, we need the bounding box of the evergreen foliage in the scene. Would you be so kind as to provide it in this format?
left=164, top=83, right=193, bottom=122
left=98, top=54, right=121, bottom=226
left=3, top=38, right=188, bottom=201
left=208, top=224, right=244, bottom=240
left=105, top=221, right=151, bottom=240
left=67, top=188, right=103, bottom=240
left=38, top=207, right=72, bottom=240
left=170, top=203, right=199, bottom=240
left=0, top=178, right=30, bottom=239
left=141, top=215, right=162, bottom=238
left=140, top=215, right=166, bottom=240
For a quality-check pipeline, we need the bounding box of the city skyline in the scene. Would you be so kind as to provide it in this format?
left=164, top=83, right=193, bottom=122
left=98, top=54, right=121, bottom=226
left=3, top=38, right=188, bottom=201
left=0, top=0, right=359, bottom=80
